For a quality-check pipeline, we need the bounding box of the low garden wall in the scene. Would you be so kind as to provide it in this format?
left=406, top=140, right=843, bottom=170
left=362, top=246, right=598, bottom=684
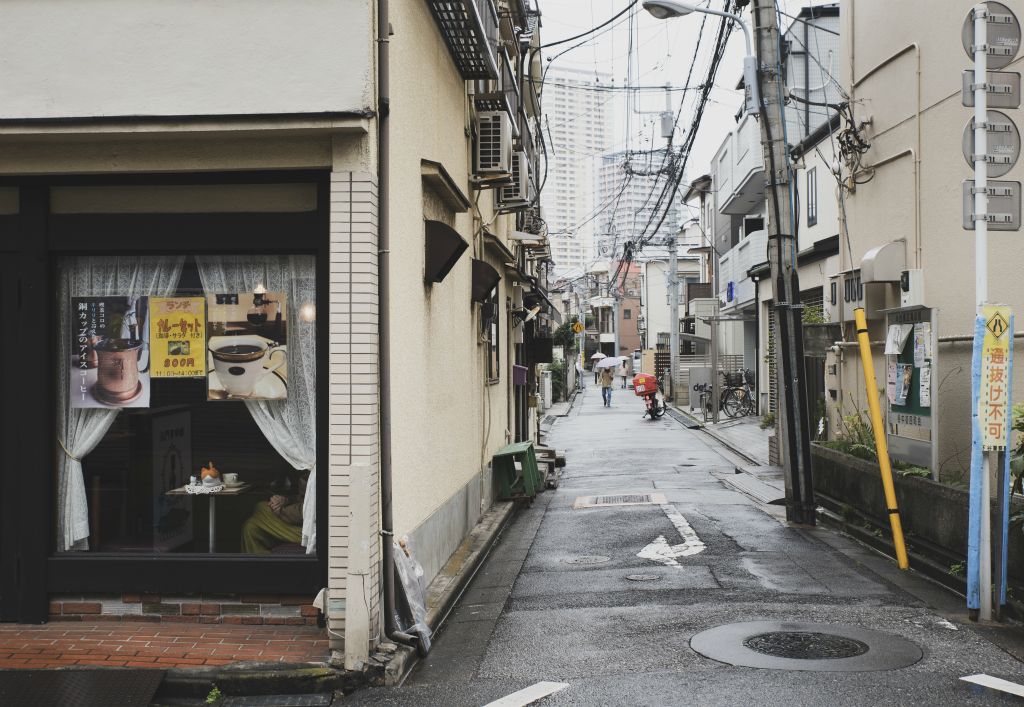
left=811, top=444, right=1023, bottom=583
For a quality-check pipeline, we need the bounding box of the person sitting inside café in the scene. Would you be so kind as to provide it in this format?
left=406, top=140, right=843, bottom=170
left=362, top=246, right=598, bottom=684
left=241, top=474, right=306, bottom=554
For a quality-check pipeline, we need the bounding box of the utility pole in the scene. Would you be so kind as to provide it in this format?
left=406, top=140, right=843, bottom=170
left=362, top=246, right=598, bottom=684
left=751, top=0, right=816, bottom=525
left=668, top=233, right=679, bottom=401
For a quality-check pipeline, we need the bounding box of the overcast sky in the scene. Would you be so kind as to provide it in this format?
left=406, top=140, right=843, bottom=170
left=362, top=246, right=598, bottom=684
left=534, top=0, right=755, bottom=218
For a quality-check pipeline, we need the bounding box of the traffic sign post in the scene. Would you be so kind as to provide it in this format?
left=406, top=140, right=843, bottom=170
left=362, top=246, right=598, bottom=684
left=963, top=2, right=1019, bottom=623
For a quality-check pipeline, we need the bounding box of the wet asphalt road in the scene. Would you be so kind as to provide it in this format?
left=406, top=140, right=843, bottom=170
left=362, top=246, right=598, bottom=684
left=348, top=387, right=1024, bottom=706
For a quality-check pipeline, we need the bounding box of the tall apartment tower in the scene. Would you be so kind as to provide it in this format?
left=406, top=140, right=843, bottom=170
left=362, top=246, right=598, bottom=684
left=541, top=67, right=612, bottom=275
left=596, top=148, right=684, bottom=261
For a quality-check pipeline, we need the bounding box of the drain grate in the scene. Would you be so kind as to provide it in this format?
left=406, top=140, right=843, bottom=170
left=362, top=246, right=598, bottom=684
left=573, top=492, right=666, bottom=509
left=598, top=494, right=651, bottom=504
left=743, top=632, right=869, bottom=660
left=564, top=555, right=610, bottom=565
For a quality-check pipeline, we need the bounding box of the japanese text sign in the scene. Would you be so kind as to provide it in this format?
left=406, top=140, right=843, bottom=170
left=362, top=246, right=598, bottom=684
left=980, top=304, right=1013, bottom=450
left=150, top=297, right=207, bottom=378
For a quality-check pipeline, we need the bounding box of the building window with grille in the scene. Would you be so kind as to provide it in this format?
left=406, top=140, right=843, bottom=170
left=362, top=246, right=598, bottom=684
left=807, top=167, right=818, bottom=227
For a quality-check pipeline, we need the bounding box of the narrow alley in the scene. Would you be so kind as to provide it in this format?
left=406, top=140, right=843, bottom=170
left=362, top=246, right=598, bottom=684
left=351, top=388, right=1023, bottom=706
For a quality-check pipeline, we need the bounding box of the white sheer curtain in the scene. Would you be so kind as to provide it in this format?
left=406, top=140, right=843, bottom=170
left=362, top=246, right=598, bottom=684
left=56, top=256, right=185, bottom=552
left=195, top=255, right=318, bottom=553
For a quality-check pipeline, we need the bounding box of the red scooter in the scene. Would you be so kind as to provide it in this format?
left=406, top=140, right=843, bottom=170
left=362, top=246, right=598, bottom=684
left=632, top=373, right=665, bottom=420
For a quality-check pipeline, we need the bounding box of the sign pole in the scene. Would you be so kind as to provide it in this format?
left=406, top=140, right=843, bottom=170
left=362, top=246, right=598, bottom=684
left=973, top=2, right=993, bottom=623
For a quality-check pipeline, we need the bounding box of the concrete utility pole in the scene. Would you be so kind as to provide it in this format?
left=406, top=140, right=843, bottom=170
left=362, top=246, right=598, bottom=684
left=751, top=0, right=816, bottom=525
left=668, top=233, right=679, bottom=400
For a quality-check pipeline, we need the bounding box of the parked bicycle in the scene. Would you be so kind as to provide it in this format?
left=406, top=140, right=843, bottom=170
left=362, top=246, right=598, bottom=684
left=721, top=369, right=756, bottom=418
left=692, top=382, right=718, bottom=422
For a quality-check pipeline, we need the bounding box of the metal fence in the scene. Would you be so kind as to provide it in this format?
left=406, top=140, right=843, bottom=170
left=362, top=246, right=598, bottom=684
left=667, top=354, right=745, bottom=406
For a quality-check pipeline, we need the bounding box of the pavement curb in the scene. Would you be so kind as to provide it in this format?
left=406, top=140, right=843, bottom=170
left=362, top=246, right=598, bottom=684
left=155, top=662, right=365, bottom=701
left=385, top=499, right=518, bottom=686
left=668, top=405, right=764, bottom=466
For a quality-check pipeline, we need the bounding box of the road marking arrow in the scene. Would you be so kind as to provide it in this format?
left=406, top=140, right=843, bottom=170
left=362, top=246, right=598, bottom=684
left=637, top=504, right=706, bottom=567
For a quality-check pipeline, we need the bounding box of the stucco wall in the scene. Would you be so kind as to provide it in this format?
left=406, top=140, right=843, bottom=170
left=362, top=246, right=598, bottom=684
left=839, top=0, right=1024, bottom=481
left=0, top=0, right=373, bottom=119
left=386, top=0, right=512, bottom=545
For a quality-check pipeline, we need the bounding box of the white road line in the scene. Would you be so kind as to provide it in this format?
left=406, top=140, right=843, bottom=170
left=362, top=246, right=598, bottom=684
left=961, top=674, right=1024, bottom=697
left=483, top=681, right=571, bottom=707
left=637, top=504, right=706, bottom=567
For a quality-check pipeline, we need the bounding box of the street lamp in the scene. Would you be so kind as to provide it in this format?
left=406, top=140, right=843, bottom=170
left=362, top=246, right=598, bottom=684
left=642, top=1, right=759, bottom=116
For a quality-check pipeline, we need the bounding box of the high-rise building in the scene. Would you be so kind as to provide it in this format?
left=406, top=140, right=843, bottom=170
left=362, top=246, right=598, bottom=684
left=541, top=67, right=612, bottom=275
left=595, top=148, right=684, bottom=262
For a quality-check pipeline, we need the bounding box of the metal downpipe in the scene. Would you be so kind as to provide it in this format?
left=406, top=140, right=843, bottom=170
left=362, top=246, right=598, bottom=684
left=377, top=0, right=416, bottom=650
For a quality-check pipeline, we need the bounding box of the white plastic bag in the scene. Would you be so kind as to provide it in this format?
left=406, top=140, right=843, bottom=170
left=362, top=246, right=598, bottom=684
left=394, top=536, right=432, bottom=648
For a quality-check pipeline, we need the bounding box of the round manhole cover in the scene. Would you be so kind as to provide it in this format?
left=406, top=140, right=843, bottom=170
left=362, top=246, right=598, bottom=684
left=564, top=555, right=610, bottom=565
left=625, top=574, right=661, bottom=582
left=743, top=631, right=869, bottom=660
left=690, top=621, right=922, bottom=672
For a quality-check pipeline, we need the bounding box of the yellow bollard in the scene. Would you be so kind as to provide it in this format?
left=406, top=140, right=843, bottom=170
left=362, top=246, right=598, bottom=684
left=853, top=308, right=909, bottom=569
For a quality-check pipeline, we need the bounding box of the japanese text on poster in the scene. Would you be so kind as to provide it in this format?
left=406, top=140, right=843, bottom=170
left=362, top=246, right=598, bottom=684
left=980, top=305, right=1013, bottom=450
left=70, top=296, right=151, bottom=408
left=150, top=297, right=206, bottom=378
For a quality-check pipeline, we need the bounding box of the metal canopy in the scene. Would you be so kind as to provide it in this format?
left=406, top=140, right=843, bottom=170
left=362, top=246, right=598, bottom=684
left=425, top=0, right=500, bottom=80
left=424, top=220, right=469, bottom=284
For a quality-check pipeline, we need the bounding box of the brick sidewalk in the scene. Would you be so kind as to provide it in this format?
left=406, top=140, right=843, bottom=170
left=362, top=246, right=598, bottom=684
left=0, top=622, right=329, bottom=669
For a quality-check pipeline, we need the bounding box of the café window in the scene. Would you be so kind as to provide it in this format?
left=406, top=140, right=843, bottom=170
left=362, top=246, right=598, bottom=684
left=56, top=254, right=317, bottom=557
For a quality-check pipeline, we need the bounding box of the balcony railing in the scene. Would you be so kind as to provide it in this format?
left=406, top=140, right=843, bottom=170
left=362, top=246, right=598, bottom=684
left=426, top=0, right=500, bottom=80
left=474, top=47, right=520, bottom=135
left=717, top=230, right=768, bottom=309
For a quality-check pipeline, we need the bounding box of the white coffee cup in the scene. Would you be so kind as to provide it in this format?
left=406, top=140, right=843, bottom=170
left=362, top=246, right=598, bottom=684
left=223, top=473, right=239, bottom=485
left=210, top=335, right=285, bottom=397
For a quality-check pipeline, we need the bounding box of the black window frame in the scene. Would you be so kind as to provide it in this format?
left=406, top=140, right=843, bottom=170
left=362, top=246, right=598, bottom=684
left=0, top=171, right=330, bottom=621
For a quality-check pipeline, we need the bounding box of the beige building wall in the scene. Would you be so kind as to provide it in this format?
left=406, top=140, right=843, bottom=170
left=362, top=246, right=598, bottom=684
left=385, top=0, right=514, bottom=571
left=0, top=0, right=373, bottom=119
left=838, top=0, right=1024, bottom=481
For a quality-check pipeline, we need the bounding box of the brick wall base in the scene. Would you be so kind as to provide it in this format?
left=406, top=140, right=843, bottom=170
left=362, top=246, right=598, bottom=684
left=49, top=593, right=320, bottom=625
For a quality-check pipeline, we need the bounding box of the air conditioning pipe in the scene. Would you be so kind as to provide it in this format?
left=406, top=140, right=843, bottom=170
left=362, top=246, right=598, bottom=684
left=377, top=0, right=418, bottom=653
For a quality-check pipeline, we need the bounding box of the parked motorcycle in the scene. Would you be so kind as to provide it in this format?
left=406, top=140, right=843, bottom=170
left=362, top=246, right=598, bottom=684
left=632, top=373, right=665, bottom=420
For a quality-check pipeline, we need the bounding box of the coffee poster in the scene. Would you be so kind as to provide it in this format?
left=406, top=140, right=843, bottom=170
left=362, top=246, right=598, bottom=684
left=205, top=291, right=288, bottom=401
left=150, top=297, right=206, bottom=378
left=70, top=296, right=151, bottom=408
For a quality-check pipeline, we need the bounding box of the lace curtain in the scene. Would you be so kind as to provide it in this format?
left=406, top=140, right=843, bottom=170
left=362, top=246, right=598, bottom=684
left=195, top=255, right=318, bottom=554
left=56, top=256, right=185, bottom=552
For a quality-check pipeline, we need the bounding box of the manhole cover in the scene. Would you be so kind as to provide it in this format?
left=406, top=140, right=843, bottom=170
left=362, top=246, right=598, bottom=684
left=564, top=555, right=610, bottom=565
left=626, top=574, right=661, bottom=582
left=573, top=493, right=666, bottom=509
left=690, top=621, right=922, bottom=672
left=743, top=631, right=869, bottom=660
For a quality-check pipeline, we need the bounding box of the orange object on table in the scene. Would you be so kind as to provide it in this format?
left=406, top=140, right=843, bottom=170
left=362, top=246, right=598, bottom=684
left=632, top=373, right=659, bottom=396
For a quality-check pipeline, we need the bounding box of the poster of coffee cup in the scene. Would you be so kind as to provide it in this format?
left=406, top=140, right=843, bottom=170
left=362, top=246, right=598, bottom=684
left=70, top=296, right=151, bottom=408
left=206, top=291, right=287, bottom=401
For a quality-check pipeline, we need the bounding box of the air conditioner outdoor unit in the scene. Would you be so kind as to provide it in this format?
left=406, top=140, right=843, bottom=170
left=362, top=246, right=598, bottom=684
left=498, top=151, right=529, bottom=208
left=475, top=111, right=512, bottom=175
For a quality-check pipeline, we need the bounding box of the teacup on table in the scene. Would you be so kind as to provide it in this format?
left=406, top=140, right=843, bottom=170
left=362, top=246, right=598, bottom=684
left=223, top=473, right=241, bottom=486
left=210, top=335, right=284, bottom=397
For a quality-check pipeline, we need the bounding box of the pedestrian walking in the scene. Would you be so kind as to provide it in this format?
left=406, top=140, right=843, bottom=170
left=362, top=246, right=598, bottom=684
left=617, top=358, right=629, bottom=389
left=575, top=359, right=586, bottom=389
left=600, top=366, right=614, bottom=407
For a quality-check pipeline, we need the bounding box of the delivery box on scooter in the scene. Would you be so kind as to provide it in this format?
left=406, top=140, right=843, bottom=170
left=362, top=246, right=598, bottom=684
left=632, top=373, right=658, bottom=396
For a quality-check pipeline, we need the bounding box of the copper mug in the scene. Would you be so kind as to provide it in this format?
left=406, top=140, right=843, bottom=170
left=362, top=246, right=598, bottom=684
left=95, top=338, right=147, bottom=402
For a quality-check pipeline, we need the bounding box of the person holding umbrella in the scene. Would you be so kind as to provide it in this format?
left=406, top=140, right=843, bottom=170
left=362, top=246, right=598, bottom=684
left=595, top=355, right=620, bottom=407
left=590, top=351, right=605, bottom=385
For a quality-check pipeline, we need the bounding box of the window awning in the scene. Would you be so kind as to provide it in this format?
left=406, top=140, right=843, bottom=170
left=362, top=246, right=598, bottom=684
left=471, top=258, right=501, bottom=302
left=424, top=220, right=469, bottom=283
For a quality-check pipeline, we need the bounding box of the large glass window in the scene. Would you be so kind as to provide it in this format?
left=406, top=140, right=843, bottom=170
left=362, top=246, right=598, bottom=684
left=56, top=254, right=317, bottom=556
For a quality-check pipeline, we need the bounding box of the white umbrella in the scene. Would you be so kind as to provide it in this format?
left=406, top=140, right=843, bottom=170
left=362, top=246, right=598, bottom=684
left=595, top=356, right=624, bottom=369
left=589, top=352, right=607, bottom=360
